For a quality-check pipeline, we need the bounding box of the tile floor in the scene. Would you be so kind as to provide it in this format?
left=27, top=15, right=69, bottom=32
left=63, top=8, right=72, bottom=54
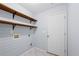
left=20, top=47, right=54, bottom=56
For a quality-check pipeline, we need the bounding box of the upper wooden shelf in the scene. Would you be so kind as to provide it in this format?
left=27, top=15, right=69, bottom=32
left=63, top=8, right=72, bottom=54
left=0, top=17, right=37, bottom=28
left=0, top=3, right=37, bottom=22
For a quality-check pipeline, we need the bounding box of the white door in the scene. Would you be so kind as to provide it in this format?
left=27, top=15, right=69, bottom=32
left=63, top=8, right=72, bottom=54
left=48, top=13, right=65, bottom=56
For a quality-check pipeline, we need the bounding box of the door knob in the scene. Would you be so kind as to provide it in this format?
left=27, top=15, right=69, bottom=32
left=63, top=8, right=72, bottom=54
left=47, top=35, right=49, bottom=38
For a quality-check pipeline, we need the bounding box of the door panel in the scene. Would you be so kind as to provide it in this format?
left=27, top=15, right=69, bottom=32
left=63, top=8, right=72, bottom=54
left=48, top=13, right=65, bottom=56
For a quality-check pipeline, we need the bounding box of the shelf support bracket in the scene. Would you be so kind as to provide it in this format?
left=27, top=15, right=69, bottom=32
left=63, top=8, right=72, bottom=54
left=12, top=12, right=16, bottom=30
left=30, top=27, right=33, bottom=30
left=30, top=20, right=32, bottom=30
left=30, top=20, right=32, bottom=24
left=13, top=12, right=16, bottom=19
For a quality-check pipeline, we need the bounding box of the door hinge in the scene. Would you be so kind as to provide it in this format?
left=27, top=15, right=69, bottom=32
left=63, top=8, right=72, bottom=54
left=64, top=16, right=66, bottom=19
left=64, top=33, right=67, bottom=36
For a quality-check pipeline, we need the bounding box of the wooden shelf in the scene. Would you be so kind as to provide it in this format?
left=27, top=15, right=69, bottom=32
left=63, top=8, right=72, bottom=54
left=0, top=3, right=37, bottom=22
left=0, top=17, right=37, bottom=28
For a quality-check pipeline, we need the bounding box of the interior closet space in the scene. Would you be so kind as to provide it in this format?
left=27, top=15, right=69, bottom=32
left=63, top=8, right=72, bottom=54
left=0, top=3, right=68, bottom=56
left=1, top=3, right=79, bottom=56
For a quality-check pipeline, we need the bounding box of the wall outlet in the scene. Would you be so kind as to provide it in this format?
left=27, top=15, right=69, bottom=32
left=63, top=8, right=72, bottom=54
left=28, top=34, right=30, bottom=37
left=30, top=43, right=32, bottom=46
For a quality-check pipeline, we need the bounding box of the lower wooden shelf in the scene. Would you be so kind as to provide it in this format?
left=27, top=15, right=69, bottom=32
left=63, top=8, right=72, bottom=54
left=0, top=17, right=37, bottom=28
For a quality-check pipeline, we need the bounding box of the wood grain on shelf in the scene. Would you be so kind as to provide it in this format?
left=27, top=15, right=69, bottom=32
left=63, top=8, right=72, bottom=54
left=0, top=17, right=37, bottom=28
left=0, top=3, right=37, bottom=22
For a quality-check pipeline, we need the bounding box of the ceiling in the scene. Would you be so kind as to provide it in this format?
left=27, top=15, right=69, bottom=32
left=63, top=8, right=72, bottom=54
left=19, top=3, right=63, bottom=15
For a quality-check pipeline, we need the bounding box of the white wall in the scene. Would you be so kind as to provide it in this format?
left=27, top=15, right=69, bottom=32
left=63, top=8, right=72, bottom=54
left=68, top=3, right=79, bottom=56
left=33, top=4, right=67, bottom=51
left=32, top=11, right=48, bottom=50
left=0, top=4, right=35, bottom=55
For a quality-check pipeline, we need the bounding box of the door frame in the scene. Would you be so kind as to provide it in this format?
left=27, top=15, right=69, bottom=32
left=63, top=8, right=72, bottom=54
left=64, top=4, right=68, bottom=56
left=47, top=4, right=68, bottom=56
